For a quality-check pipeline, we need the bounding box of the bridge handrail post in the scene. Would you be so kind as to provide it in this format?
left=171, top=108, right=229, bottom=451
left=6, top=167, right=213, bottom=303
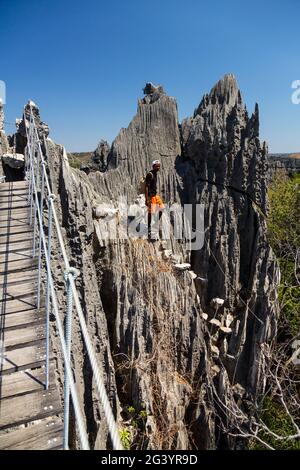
left=45, top=192, right=56, bottom=391
left=24, top=107, right=90, bottom=450
left=36, top=162, right=45, bottom=309
left=25, top=147, right=31, bottom=203
left=29, top=114, right=34, bottom=225
left=32, top=131, right=39, bottom=258
left=63, top=267, right=79, bottom=450
left=23, top=106, right=122, bottom=450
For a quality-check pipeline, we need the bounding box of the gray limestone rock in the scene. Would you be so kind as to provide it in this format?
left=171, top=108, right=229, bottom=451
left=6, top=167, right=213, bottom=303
left=92, top=139, right=110, bottom=170
left=0, top=99, right=4, bottom=132
left=2, top=153, right=24, bottom=169
left=21, top=76, right=279, bottom=450
left=0, top=101, right=11, bottom=177
left=180, top=75, right=279, bottom=409
left=181, top=73, right=268, bottom=212
left=13, top=100, right=49, bottom=155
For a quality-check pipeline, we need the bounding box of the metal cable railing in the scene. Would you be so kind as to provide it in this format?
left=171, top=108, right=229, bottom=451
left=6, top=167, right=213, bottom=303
left=24, top=107, right=123, bottom=450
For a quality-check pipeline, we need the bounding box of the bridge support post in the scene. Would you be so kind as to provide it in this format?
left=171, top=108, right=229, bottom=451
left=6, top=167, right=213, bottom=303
left=32, top=134, right=39, bottom=257
left=45, top=193, right=56, bottom=390
left=37, top=162, right=45, bottom=309
left=63, top=267, right=79, bottom=450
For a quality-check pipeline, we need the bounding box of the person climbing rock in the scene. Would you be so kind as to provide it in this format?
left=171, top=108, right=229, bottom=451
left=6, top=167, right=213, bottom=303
left=145, top=160, right=165, bottom=240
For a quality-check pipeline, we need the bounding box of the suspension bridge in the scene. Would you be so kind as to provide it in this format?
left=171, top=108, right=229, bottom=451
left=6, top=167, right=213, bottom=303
left=0, top=107, right=122, bottom=450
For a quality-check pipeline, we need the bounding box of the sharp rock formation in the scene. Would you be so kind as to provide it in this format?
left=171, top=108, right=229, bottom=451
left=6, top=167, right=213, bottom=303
left=12, top=74, right=279, bottom=450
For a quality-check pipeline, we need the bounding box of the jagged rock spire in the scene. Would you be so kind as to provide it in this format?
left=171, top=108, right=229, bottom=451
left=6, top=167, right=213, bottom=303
left=16, top=100, right=49, bottom=143
left=0, top=99, right=4, bottom=132
left=100, top=82, right=181, bottom=200
left=194, top=73, right=242, bottom=117
left=182, top=73, right=267, bottom=211
left=208, top=73, right=241, bottom=107
left=142, top=82, right=165, bottom=104
left=0, top=99, right=9, bottom=160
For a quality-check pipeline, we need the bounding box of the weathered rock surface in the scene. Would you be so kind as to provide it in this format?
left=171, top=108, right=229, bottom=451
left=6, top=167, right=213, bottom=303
left=14, top=100, right=49, bottom=155
left=93, top=140, right=110, bottom=169
left=15, top=75, right=279, bottom=450
left=0, top=100, right=10, bottom=178
left=181, top=74, right=268, bottom=212
left=0, top=99, right=4, bottom=132
left=2, top=153, right=24, bottom=169
left=80, top=140, right=111, bottom=174
left=180, top=75, right=279, bottom=405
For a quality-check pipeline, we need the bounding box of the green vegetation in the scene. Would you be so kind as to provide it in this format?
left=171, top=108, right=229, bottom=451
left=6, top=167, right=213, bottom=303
left=118, top=405, right=148, bottom=449
left=268, top=171, right=300, bottom=336
left=126, top=405, right=148, bottom=429
left=250, top=171, right=300, bottom=450
left=250, top=397, right=300, bottom=450
left=67, top=151, right=92, bottom=169
left=119, top=427, right=132, bottom=450
left=268, top=171, right=300, bottom=255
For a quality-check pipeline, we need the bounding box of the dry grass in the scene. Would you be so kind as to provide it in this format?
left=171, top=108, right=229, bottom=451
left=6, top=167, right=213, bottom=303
left=289, top=153, right=300, bottom=159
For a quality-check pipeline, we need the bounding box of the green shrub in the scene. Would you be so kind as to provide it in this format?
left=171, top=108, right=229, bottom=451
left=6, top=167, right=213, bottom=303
left=267, top=171, right=300, bottom=334
left=268, top=171, right=300, bottom=254
left=257, top=171, right=300, bottom=450
left=251, top=397, right=300, bottom=450
left=119, top=427, right=132, bottom=450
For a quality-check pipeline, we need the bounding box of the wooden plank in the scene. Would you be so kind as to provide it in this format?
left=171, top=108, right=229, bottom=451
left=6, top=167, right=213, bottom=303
left=0, top=220, right=31, bottom=231
left=0, top=191, right=29, bottom=197
left=0, top=363, right=55, bottom=399
left=0, top=416, right=63, bottom=450
left=0, top=206, right=29, bottom=214
left=0, top=216, right=29, bottom=225
left=2, top=323, right=45, bottom=350
left=0, top=181, right=28, bottom=190
left=0, top=249, right=34, bottom=263
left=0, top=188, right=28, bottom=201
left=0, top=193, right=28, bottom=199
left=2, top=278, right=36, bottom=290
left=0, top=296, right=37, bottom=315
left=0, top=240, right=33, bottom=254
left=0, top=191, right=28, bottom=199
left=0, top=207, right=29, bottom=221
left=0, top=258, right=37, bottom=276
left=0, top=208, right=29, bottom=217
left=0, top=206, right=30, bottom=216
left=0, top=242, right=33, bottom=252
left=0, top=218, right=30, bottom=226
left=1, top=343, right=51, bottom=374
left=0, top=248, right=34, bottom=264
left=0, top=387, right=62, bottom=430
left=0, top=269, right=37, bottom=286
left=0, top=232, right=33, bottom=244
left=0, top=282, right=36, bottom=301
left=0, top=180, right=28, bottom=186
left=0, top=203, right=29, bottom=211
left=0, top=308, right=44, bottom=329
left=0, top=185, right=28, bottom=192
left=0, top=183, right=28, bottom=191
left=0, top=225, right=32, bottom=236
left=0, top=204, right=28, bottom=210
left=0, top=221, right=29, bottom=230
left=0, top=197, right=29, bottom=204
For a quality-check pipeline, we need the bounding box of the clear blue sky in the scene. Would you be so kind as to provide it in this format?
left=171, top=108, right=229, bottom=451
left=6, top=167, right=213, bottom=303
left=1, top=0, right=299, bottom=153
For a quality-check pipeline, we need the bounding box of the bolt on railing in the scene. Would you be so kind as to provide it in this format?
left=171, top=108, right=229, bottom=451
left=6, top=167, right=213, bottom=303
left=24, top=107, right=123, bottom=451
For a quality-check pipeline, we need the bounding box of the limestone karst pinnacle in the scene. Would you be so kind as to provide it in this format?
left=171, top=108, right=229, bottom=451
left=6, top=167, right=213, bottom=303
left=0, top=99, right=4, bottom=132
left=1, top=76, right=280, bottom=449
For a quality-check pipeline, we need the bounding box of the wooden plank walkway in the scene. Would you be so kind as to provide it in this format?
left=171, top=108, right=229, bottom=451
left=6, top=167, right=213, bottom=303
left=0, top=180, right=63, bottom=450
